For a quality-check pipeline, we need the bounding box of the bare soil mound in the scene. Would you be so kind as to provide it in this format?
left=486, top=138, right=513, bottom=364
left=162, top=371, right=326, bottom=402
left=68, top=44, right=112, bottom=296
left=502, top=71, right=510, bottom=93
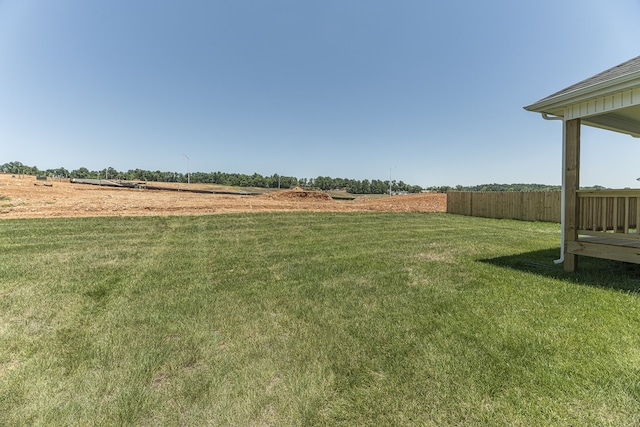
left=260, top=187, right=333, bottom=201
left=0, top=174, right=446, bottom=219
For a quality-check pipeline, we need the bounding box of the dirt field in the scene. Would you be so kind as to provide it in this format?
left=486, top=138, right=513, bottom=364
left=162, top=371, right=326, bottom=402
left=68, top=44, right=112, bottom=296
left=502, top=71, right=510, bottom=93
left=0, top=174, right=446, bottom=219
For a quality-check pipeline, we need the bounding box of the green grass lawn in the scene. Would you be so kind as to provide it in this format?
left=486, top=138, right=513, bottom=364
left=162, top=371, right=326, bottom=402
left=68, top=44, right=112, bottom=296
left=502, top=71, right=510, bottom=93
left=2, top=212, right=640, bottom=425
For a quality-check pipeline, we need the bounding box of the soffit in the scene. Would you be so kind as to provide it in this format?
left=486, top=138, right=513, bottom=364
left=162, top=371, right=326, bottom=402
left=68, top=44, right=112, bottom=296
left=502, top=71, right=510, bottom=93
left=525, top=56, right=640, bottom=137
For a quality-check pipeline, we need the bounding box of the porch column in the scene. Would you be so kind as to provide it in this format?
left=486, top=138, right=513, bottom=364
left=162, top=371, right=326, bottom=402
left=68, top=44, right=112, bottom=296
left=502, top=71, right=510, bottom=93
left=564, top=118, right=580, bottom=272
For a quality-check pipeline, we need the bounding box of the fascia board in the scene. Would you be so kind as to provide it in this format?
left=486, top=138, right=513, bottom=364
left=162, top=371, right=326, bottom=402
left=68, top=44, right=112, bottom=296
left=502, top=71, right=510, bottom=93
left=524, top=73, right=640, bottom=114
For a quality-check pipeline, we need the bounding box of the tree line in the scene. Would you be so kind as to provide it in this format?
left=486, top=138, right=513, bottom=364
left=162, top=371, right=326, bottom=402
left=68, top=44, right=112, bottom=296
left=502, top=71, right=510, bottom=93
left=0, top=161, right=423, bottom=194
left=2, top=162, right=609, bottom=193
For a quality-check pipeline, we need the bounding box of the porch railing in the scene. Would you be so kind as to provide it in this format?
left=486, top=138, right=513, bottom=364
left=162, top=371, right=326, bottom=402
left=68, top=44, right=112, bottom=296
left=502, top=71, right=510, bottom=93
left=577, top=190, right=640, bottom=238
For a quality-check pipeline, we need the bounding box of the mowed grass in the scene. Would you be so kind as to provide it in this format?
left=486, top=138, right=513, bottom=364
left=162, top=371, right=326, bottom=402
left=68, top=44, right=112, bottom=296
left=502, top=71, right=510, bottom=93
left=1, top=212, right=640, bottom=425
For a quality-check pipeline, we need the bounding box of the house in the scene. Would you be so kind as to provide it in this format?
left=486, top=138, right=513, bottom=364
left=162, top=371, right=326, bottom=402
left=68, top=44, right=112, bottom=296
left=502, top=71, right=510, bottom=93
left=525, top=56, right=640, bottom=271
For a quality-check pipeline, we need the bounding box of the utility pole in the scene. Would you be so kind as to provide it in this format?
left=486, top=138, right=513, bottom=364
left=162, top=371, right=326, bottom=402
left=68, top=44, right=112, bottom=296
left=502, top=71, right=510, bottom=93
left=183, top=153, right=190, bottom=189
left=389, top=166, right=395, bottom=196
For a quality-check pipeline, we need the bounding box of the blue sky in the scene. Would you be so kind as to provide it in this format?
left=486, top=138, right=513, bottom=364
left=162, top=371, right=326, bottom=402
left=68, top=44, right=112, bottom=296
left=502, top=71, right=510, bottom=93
left=2, top=1, right=640, bottom=188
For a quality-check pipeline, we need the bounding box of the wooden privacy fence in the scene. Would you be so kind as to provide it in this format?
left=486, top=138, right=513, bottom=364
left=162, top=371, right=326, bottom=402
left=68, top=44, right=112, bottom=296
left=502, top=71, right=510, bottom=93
left=447, top=191, right=561, bottom=222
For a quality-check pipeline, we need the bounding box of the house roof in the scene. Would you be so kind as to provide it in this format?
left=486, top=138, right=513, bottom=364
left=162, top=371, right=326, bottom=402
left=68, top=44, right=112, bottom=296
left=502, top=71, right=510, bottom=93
left=525, top=56, right=640, bottom=137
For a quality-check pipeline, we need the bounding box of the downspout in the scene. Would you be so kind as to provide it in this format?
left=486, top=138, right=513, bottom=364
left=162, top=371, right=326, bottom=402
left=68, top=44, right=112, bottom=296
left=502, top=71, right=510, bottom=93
left=542, top=113, right=565, bottom=264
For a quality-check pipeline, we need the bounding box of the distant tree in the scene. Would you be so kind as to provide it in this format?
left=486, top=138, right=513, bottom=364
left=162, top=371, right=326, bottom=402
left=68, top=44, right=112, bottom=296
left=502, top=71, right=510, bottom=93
left=371, top=179, right=386, bottom=194
left=45, top=167, right=69, bottom=178
left=0, top=161, right=24, bottom=174
left=251, top=173, right=266, bottom=187
left=1, top=161, right=39, bottom=175
left=71, top=167, right=91, bottom=178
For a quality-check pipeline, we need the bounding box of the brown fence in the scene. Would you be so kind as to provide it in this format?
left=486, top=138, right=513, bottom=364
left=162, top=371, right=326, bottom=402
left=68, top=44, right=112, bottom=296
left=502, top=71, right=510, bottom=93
left=446, top=191, right=561, bottom=223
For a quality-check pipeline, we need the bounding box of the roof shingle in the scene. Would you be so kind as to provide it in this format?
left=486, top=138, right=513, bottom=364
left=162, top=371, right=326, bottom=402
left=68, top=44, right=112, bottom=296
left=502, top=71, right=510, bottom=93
left=534, top=55, right=640, bottom=105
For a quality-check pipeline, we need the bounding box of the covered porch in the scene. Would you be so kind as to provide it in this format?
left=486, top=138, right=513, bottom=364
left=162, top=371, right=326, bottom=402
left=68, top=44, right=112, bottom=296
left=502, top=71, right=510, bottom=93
left=525, top=56, right=640, bottom=271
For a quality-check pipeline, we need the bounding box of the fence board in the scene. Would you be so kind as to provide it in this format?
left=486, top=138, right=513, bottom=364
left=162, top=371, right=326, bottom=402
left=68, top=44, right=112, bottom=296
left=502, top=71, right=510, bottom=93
left=446, top=191, right=561, bottom=223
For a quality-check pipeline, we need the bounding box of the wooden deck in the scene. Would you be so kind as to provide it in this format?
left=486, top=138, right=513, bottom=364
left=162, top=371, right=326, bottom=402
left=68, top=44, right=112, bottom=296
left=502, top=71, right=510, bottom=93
left=570, top=234, right=640, bottom=264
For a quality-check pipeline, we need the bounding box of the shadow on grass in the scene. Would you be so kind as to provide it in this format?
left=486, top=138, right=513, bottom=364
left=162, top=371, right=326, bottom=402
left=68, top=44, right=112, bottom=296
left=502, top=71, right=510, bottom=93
left=480, top=247, right=640, bottom=293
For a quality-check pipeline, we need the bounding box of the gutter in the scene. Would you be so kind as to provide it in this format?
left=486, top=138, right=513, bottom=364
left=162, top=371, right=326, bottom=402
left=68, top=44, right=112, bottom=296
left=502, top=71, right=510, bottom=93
left=541, top=113, right=566, bottom=264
